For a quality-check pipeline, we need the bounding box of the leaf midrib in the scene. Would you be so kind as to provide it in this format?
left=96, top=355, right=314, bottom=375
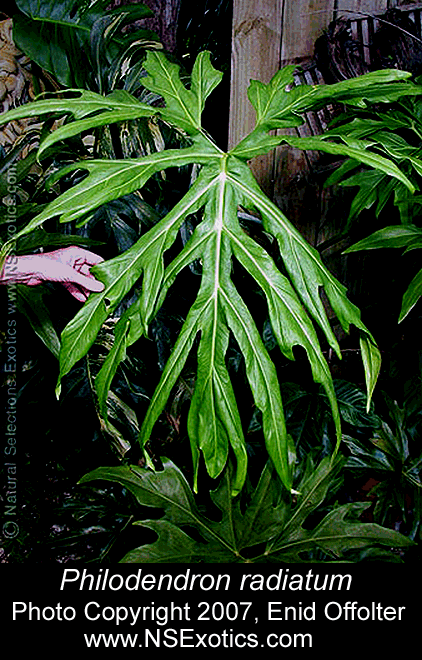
left=154, top=53, right=199, bottom=130
left=265, top=461, right=333, bottom=554
left=129, top=470, right=240, bottom=555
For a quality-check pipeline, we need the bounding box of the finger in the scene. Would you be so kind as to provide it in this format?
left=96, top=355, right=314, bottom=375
left=46, top=246, right=103, bottom=263
left=63, top=283, right=88, bottom=302
left=73, top=248, right=104, bottom=266
left=69, top=270, right=105, bottom=292
left=77, top=263, right=93, bottom=277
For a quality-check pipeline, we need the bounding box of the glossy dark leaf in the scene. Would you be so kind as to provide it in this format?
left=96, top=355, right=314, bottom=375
left=334, top=379, right=380, bottom=428
left=80, top=457, right=414, bottom=563
left=345, top=396, right=422, bottom=531
left=13, top=0, right=154, bottom=87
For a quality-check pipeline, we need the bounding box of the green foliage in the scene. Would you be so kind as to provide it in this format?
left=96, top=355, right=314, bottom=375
left=278, top=379, right=380, bottom=462
left=12, top=0, right=159, bottom=89
left=327, top=86, right=422, bottom=324
left=1, top=6, right=165, bottom=359
left=1, top=89, right=156, bottom=157
left=79, top=456, right=413, bottom=562
left=5, top=53, right=422, bottom=496
left=345, top=224, right=422, bottom=321
left=322, top=91, right=422, bottom=227
left=344, top=395, right=422, bottom=537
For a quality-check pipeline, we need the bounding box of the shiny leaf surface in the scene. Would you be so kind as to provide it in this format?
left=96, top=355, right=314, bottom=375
left=80, top=457, right=414, bottom=562
left=5, top=52, right=411, bottom=493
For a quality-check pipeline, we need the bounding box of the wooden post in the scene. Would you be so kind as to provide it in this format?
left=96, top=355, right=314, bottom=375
left=228, top=1, right=398, bottom=201
left=229, top=1, right=336, bottom=195
left=229, top=0, right=283, bottom=195
left=281, top=0, right=335, bottom=65
left=335, top=0, right=389, bottom=20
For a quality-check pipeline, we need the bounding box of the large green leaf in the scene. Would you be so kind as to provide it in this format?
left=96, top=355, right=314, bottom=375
left=7, top=52, right=417, bottom=493
left=79, top=457, right=414, bottom=562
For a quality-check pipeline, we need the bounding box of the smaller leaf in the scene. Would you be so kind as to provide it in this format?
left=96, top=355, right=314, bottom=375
left=324, top=158, right=360, bottom=189
left=123, top=520, right=198, bottom=563
left=400, top=266, right=422, bottom=321
left=334, top=379, right=380, bottom=427
left=281, top=135, right=415, bottom=193
left=344, top=225, right=422, bottom=253
left=360, top=334, right=382, bottom=412
left=339, top=169, right=389, bottom=225
left=344, top=435, right=395, bottom=473
left=310, top=502, right=413, bottom=558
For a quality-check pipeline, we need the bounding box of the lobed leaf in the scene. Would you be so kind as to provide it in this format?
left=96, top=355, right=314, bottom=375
left=232, top=68, right=422, bottom=160
left=225, top=159, right=381, bottom=410
left=59, top=169, right=216, bottom=388
left=8, top=51, right=415, bottom=493
left=0, top=137, right=220, bottom=250
left=141, top=50, right=223, bottom=135
left=79, top=457, right=413, bottom=563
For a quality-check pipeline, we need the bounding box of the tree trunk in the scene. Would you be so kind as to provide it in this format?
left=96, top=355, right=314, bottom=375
left=114, top=0, right=181, bottom=52
left=143, top=0, right=181, bottom=52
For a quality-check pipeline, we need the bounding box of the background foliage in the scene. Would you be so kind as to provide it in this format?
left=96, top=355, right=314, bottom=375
left=0, top=1, right=421, bottom=564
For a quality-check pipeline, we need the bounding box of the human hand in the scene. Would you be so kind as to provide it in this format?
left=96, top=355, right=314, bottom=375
left=4, top=246, right=105, bottom=302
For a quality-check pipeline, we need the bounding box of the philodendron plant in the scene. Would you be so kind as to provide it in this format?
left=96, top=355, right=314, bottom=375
left=2, top=52, right=422, bottom=495
left=80, top=456, right=414, bottom=563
